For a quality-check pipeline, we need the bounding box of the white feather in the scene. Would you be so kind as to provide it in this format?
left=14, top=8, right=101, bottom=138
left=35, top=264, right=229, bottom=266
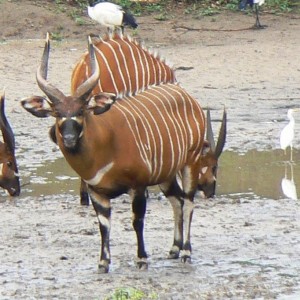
left=88, top=2, right=124, bottom=30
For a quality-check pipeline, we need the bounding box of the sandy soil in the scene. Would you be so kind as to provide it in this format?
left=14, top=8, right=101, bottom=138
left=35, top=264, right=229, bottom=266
left=1, top=0, right=300, bottom=299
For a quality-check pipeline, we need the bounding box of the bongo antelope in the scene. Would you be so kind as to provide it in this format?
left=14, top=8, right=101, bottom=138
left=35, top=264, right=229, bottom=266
left=21, top=34, right=221, bottom=273
left=72, top=33, right=177, bottom=205
left=0, top=91, right=20, bottom=196
left=71, top=33, right=176, bottom=97
left=197, top=108, right=226, bottom=198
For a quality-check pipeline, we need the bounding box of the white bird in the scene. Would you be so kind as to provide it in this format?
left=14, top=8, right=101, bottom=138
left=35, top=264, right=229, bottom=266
left=87, top=0, right=138, bottom=35
left=239, top=0, right=266, bottom=29
left=281, top=162, right=297, bottom=200
left=280, top=108, right=299, bottom=161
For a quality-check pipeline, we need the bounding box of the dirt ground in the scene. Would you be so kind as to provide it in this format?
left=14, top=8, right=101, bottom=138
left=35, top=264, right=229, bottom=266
left=1, top=0, right=300, bottom=299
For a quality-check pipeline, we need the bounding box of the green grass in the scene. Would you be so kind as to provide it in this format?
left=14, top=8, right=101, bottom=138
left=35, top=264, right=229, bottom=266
left=105, top=287, right=158, bottom=300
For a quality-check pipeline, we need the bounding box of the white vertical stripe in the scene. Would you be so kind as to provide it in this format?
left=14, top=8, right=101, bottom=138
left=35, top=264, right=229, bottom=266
left=149, top=54, right=157, bottom=84
left=121, top=39, right=139, bottom=92
left=153, top=85, right=187, bottom=169
left=106, top=38, right=134, bottom=93
left=129, top=94, right=165, bottom=181
left=139, top=89, right=176, bottom=181
left=101, top=40, right=128, bottom=92
left=114, top=102, right=152, bottom=173
left=121, top=99, right=153, bottom=174
left=165, top=84, right=204, bottom=157
left=94, top=47, right=119, bottom=94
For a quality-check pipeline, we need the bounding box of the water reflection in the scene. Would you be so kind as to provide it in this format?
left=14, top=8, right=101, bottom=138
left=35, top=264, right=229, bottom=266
left=217, top=149, right=300, bottom=200
left=281, top=162, right=297, bottom=200
left=15, top=149, right=300, bottom=201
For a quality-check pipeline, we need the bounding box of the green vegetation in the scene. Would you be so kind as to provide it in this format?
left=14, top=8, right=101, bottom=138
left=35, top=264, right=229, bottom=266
left=50, top=24, right=65, bottom=41
left=51, top=0, right=298, bottom=24
left=105, top=287, right=158, bottom=300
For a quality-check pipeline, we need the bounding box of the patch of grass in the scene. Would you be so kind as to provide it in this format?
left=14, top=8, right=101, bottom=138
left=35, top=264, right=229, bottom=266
left=182, top=0, right=297, bottom=14
left=266, top=0, right=293, bottom=12
left=225, top=0, right=240, bottom=10
left=225, top=0, right=295, bottom=12
left=154, top=12, right=170, bottom=20
left=199, top=7, right=220, bottom=16
left=105, top=287, right=158, bottom=300
left=60, top=0, right=88, bottom=8
left=143, top=2, right=165, bottom=13
left=68, top=8, right=88, bottom=25
left=50, top=29, right=64, bottom=41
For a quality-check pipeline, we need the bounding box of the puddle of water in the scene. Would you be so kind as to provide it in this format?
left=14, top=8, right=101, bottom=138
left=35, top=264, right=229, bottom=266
left=12, top=149, right=300, bottom=201
left=18, top=158, right=79, bottom=198
left=217, top=149, right=300, bottom=200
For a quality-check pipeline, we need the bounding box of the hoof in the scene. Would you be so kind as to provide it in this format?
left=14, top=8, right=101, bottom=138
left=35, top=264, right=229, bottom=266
left=137, top=258, right=148, bottom=270
left=180, top=250, right=191, bottom=263
left=168, top=245, right=180, bottom=259
left=181, top=255, right=192, bottom=263
left=168, top=251, right=180, bottom=259
left=98, top=263, right=109, bottom=273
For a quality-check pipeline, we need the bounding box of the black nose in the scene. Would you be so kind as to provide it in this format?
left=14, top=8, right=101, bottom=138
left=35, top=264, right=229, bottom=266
left=63, top=134, right=77, bottom=149
left=60, top=119, right=82, bottom=151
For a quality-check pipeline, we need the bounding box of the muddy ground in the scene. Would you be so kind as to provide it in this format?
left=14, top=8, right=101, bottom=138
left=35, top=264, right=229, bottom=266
left=1, top=0, right=300, bottom=299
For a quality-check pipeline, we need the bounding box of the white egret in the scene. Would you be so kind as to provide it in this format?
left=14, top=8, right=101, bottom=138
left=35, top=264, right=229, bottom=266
left=87, top=0, right=138, bottom=35
left=280, top=108, right=299, bottom=161
left=239, top=0, right=267, bottom=29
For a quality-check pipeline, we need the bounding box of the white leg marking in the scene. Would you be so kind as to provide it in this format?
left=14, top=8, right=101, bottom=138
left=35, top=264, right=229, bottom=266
left=98, top=215, right=111, bottom=233
left=182, top=167, right=193, bottom=193
left=183, top=199, right=194, bottom=242
left=169, top=196, right=183, bottom=242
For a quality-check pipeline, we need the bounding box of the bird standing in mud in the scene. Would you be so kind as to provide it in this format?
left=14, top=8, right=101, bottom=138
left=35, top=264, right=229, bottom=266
left=87, top=0, right=138, bottom=35
left=239, top=0, right=267, bottom=29
left=280, top=108, right=299, bottom=161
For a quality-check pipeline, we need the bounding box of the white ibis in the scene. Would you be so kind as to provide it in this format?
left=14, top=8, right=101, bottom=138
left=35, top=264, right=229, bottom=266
left=239, top=0, right=267, bottom=29
left=87, top=0, right=138, bottom=35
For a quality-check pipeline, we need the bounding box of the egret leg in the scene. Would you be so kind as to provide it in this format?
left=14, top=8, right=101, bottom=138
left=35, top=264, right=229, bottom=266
left=284, top=162, right=288, bottom=179
left=290, top=161, right=294, bottom=181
